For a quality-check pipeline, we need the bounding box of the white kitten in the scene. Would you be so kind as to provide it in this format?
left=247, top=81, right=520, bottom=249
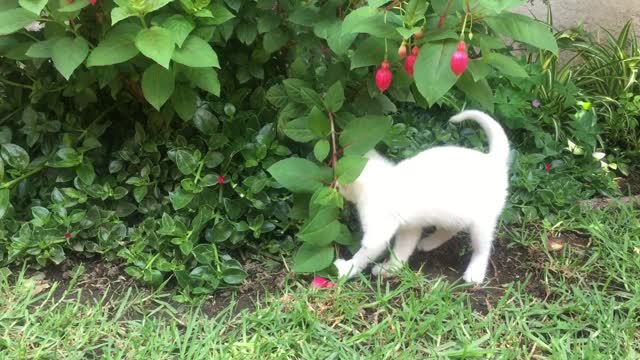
left=334, top=110, right=510, bottom=284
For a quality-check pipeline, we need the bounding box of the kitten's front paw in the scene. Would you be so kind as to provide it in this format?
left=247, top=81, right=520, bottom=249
left=371, top=262, right=400, bottom=277
left=334, top=259, right=359, bottom=279
left=462, top=267, right=486, bottom=284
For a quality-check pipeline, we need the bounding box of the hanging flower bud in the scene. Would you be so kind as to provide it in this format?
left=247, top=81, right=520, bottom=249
left=375, top=61, right=392, bottom=92
left=415, top=27, right=424, bottom=40
left=450, top=41, right=468, bottom=76
left=404, top=47, right=419, bottom=77
left=398, top=41, right=407, bottom=59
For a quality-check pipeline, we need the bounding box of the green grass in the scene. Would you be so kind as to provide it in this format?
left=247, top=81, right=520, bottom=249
left=1, top=205, right=639, bottom=359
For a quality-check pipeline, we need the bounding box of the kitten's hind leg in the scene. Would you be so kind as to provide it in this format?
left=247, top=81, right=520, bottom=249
left=334, top=220, right=398, bottom=279
left=371, top=227, right=421, bottom=277
left=417, top=228, right=457, bottom=252
left=463, top=221, right=496, bottom=284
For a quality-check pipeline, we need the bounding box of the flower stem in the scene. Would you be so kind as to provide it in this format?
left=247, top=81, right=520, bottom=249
left=0, top=166, right=45, bottom=190
left=0, top=78, right=34, bottom=90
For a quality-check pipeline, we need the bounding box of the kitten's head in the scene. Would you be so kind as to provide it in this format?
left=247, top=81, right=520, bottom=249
left=337, top=150, right=393, bottom=203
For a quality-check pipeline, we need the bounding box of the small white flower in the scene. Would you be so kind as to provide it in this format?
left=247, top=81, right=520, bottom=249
left=64, top=20, right=70, bottom=26
left=24, top=21, right=45, bottom=32
left=18, top=62, right=26, bottom=70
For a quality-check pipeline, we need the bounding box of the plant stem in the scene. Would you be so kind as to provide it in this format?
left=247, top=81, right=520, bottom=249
left=438, top=0, right=456, bottom=29
left=139, top=16, right=148, bottom=29
left=193, top=161, right=205, bottom=184
left=328, top=111, right=338, bottom=187
left=0, top=166, right=45, bottom=190
left=0, top=78, right=34, bottom=90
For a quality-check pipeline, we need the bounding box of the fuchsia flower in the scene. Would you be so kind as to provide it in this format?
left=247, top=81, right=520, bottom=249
left=89, top=0, right=97, bottom=4
left=544, top=163, right=551, bottom=173
left=217, top=175, right=225, bottom=185
left=311, top=276, right=334, bottom=289
left=64, top=233, right=72, bottom=239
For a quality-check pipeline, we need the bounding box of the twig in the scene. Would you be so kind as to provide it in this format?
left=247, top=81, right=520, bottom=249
left=437, top=0, right=456, bottom=29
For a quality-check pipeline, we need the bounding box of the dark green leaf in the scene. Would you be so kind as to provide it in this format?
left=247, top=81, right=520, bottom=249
left=268, top=158, right=331, bottom=193
left=169, top=188, right=194, bottom=210
left=51, top=37, right=89, bottom=80
left=485, top=13, right=558, bottom=54
left=339, top=116, right=392, bottom=156
left=0, top=189, right=9, bottom=219
left=1, top=144, right=30, bottom=170
left=336, top=155, right=367, bottom=184
left=292, top=243, right=334, bottom=273
left=142, top=64, right=175, bottom=110
left=456, top=72, right=494, bottom=112
left=175, top=150, right=197, bottom=175
left=172, top=35, right=219, bottom=68
left=324, top=81, right=344, bottom=112
left=485, top=53, right=528, bottom=78
left=414, top=40, right=458, bottom=105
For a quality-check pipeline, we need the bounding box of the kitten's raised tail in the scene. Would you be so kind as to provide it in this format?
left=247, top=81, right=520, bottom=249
left=449, top=110, right=510, bottom=165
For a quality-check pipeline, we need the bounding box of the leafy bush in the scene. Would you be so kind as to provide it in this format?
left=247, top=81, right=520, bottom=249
left=0, top=0, right=620, bottom=294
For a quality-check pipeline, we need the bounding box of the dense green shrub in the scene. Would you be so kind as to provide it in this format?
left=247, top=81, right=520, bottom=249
left=0, top=0, right=622, bottom=295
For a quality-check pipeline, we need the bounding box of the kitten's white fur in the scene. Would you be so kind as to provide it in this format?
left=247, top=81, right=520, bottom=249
left=334, top=110, right=510, bottom=284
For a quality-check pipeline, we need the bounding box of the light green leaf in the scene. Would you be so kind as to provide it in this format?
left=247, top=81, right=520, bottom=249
left=314, top=139, right=330, bottom=162
left=308, top=107, right=330, bottom=137
left=336, top=155, right=367, bottom=184
left=87, top=28, right=140, bottom=66
left=292, top=243, right=334, bottom=273
left=403, top=0, right=428, bottom=26
left=26, top=38, right=58, bottom=58
left=339, top=115, right=392, bottom=156
left=163, top=14, right=195, bottom=47
left=185, top=67, right=220, bottom=96
left=268, top=158, right=331, bottom=193
left=51, top=37, right=89, bottom=80
left=111, top=6, right=137, bottom=25
left=141, top=64, right=175, bottom=110
left=172, top=35, right=219, bottom=68
left=467, top=59, right=491, bottom=82
left=299, top=88, right=324, bottom=109
left=19, top=0, right=47, bottom=14
left=135, top=26, right=175, bottom=68
left=350, top=36, right=400, bottom=70
left=342, top=6, right=399, bottom=39
left=169, top=188, right=194, bottom=210
left=414, top=40, right=458, bottom=105
left=485, top=13, right=558, bottom=54
left=0, top=189, right=10, bottom=219
left=324, top=81, right=344, bottom=112
left=485, top=53, right=528, bottom=78
left=0, top=8, right=38, bottom=36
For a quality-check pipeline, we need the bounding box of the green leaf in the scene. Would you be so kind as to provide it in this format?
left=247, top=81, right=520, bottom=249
left=308, top=107, right=330, bottom=137
left=185, top=67, right=220, bottom=96
left=314, top=139, right=330, bottom=162
left=336, top=155, right=367, bottom=184
left=175, top=150, right=197, bottom=175
left=263, top=28, right=289, bottom=53
left=335, top=224, right=355, bottom=245
left=207, top=1, right=235, bottom=25
left=0, top=189, right=9, bottom=219
left=142, top=64, right=175, bottom=110
left=169, top=188, right=194, bottom=210
left=456, top=72, right=494, bottom=112
left=467, top=59, right=491, bottom=82
left=324, top=81, right=344, bottom=112
left=292, top=243, right=334, bottom=273
left=25, top=38, right=57, bottom=59
left=58, top=0, right=90, bottom=12
left=268, top=158, right=331, bottom=193
left=31, top=206, right=50, bottom=226
left=298, top=207, right=340, bottom=246
left=403, top=0, right=428, bottom=26
left=1, top=144, right=30, bottom=170
left=172, top=35, right=219, bottom=68
left=485, top=53, right=528, bottom=78
left=414, top=40, right=458, bottom=105
left=222, top=267, right=247, bottom=284
left=171, top=85, right=197, bottom=121
left=299, top=88, right=324, bottom=109
left=111, top=6, right=137, bottom=25
left=51, top=37, right=89, bottom=80
left=342, top=6, right=399, bottom=39
left=87, top=28, right=139, bottom=67
left=350, top=36, right=400, bottom=70
left=193, top=109, right=219, bottom=135
left=75, top=163, right=95, bottom=185
left=19, top=0, right=47, bottom=14
left=163, top=14, right=195, bottom=47
left=283, top=117, right=316, bottom=143
left=236, top=22, right=257, bottom=44
left=133, top=186, right=148, bottom=203
left=339, top=116, right=392, bottom=156
left=485, top=13, right=558, bottom=54
left=480, top=0, right=527, bottom=13
left=135, top=26, right=175, bottom=68
left=0, top=8, right=38, bottom=36
left=266, top=84, right=287, bottom=108
left=192, top=244, right=215, bottom=264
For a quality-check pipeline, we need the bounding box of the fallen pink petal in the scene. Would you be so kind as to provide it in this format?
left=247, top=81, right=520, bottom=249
left=311, top=276, right=334, bottom=289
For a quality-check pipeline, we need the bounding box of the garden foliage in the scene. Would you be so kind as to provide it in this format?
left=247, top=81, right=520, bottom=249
left=0, top=0, right=628, bottom=295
